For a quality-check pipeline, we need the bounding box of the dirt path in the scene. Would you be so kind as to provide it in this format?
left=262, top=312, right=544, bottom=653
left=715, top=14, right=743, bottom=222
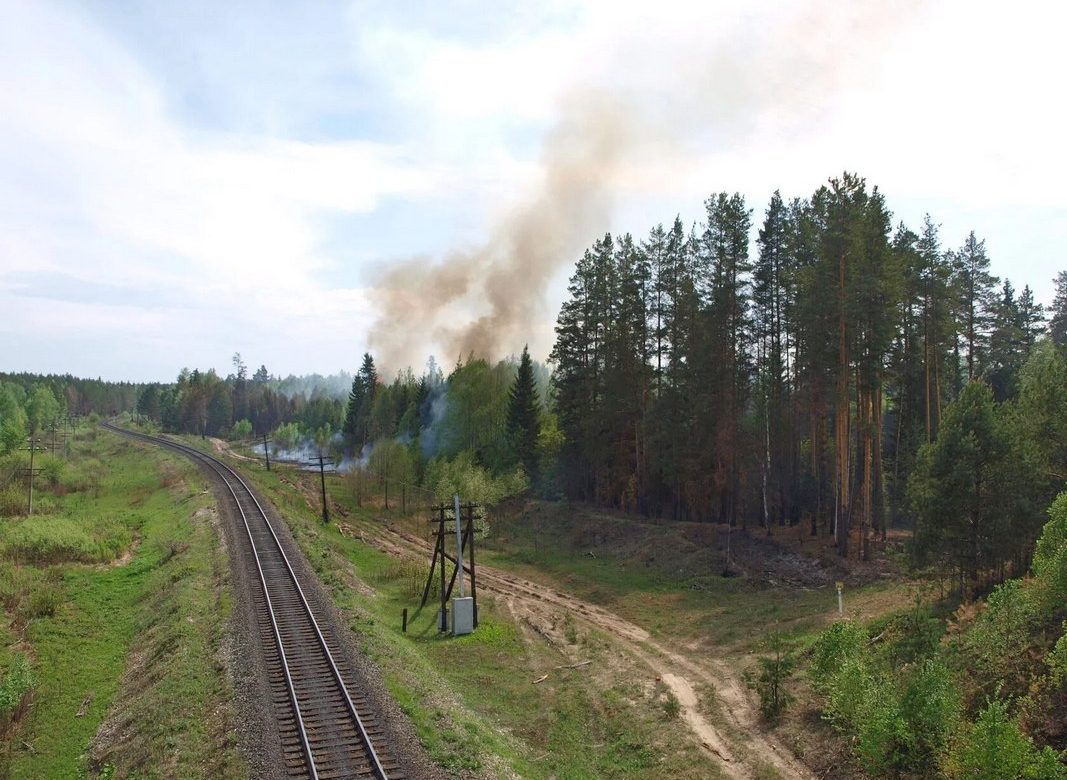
left=207, top=437, right=256, bottom=461
left=354, top=522, right=814, bottom=780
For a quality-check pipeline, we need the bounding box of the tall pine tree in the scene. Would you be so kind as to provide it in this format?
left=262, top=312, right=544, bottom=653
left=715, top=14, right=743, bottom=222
left=507, top=345, right=541, bottom=482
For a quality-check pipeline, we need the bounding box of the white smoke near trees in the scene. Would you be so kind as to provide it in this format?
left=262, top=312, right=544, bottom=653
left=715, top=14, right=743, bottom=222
left=367, top=0, right=928, bottom=374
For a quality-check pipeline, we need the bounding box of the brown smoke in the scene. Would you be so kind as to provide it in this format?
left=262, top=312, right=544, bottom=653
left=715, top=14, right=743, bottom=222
left=368, top=0, right=927, bottom=373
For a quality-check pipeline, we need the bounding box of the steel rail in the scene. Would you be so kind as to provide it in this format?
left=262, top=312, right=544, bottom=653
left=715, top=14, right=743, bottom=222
left=104, top=423, right=390, bottom=779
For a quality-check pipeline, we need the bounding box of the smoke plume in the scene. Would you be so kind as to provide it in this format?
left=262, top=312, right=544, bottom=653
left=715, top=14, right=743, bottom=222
left=368, top=1, right=926, bottom=373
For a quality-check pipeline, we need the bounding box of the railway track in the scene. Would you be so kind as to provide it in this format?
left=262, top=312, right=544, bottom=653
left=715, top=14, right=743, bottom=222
left=103, top=423, right=401, bottom=780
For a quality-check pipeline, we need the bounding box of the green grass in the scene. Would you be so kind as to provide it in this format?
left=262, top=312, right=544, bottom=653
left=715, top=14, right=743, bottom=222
left=0, top=428, right=245, bottom=779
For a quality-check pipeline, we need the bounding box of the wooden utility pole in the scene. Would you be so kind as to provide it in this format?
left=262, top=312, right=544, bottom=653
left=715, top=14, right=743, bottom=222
left=19, top=438, right=45, bottom=515
left=304, top=454, right=330, bottom=523
left=261, top=434, right=272, bottom=471
left=420, top=502, right=481, bottom=631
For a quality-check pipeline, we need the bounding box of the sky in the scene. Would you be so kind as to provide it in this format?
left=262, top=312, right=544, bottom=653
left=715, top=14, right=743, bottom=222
left=1, top=0, right=1065, bottom=381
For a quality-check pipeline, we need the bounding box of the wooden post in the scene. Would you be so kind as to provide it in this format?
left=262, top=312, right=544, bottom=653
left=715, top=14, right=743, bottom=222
left=262, top=434, right=272, bottom=471
left=438, top=506, right=447, bottom=632
left=303, top=454, right=330, bottom=523
left=27, top=438, right=36, bottom=515
left=402, top=608, right=408, bottom=633
left=467, top=503, right=478, bottom=627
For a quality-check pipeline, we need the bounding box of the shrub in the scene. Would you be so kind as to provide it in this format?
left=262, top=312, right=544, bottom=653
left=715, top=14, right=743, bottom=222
left=0, top=485, right=24, bottom=517
left=900, top=659, right=961, bottom=768
left=824, top=653, right=873, bottom=727
left=963, top=579, right=1041, bottom=693
left=21, top=582, right=63, bottom=620
left=231, top=419, right=253, bottom=440
left=810, top=619, right=867, bottom=693
left=0, top=654, right=32, bottom=720
left=854, top=689, right=910, bottom=776
left=38, top=455, right=65, bottom=487
left=1033, top=492, right=1067, bottom=610
left=943, top=697, right=1067, bottom=779
left=748, top=631, right=796, bottom=721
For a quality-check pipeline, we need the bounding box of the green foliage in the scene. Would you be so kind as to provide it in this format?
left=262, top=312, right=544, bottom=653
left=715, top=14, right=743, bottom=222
left=231, top=418, right=252, bottom=440
left=423, top=451, right=528, bottom=506
left=810, top=619, right=867, bottom=693
left=506, top=345, right=541, bottom=482
left=1012, top=342, right=1067, bottom=489
left=812, top=618, right=965, bottom=776
left=0, top=654, right=32, bottom=716
left=0, top=383, right=28, bottom=454
left=747, top=631, right=795, bottom=721
left=963, top=579, right=1041, bottom=689
left=944, top=697, right=1067, bottom=779
left=899, top=659, right=961, bottom=767
left=38, top=454, right=65, bottom=487
left=0, top=515, right=131, bottom=565
left=1033, top=492, right=1067, bottom=608
left=1046, top=625, right=1067, bottom=686
left=960, top=492, right=1067, bottom=693
left=908, top=380, right=1031, bottom=585
left=437, top=358, right=513, bottom=470
left=25, top=384, right=61, bottom=435
left=853, top=688, right=910, bottom=776
left=824, top=653, right=874, bottom=728
left=273, top=421, right=300, bottom=450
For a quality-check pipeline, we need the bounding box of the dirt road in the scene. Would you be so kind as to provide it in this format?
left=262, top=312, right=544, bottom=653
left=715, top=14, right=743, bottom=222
left=357, top=522, right=814, bottom=780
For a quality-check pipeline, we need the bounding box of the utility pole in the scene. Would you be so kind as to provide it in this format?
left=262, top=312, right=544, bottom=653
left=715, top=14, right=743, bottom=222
left=305, top=454, right=330, bottom=524
left=261, top=434, right=272, bottom=471
left=19, top=437, right=45, bottom=515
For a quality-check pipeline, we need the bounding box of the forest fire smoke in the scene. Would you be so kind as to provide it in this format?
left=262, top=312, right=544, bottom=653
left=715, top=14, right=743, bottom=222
left=367, top=0, right=926, bottom=373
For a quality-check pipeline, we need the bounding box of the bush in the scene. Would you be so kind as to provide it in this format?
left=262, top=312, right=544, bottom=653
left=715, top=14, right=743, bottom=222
left=1033, top=492, right=1067, bottom=610
left=0, top=654, right=32, bottom=720
left=824, top=653, right=873, bottom=727
left=943, top=697, right=1067, bottom=779
left=963, top=579, right=1041, bottom=693
left=0, top=484, right=25, bottom=517
left=900, top=659, right=961, bottom=768
left=21, top=582, right=62, bottom=620
left=0, top=515, right=130, bottom=564
left=810, top=619, right=867, bottom=693
left=231, top=419, right=252, bottom=440
left=38, top=455, right=65, bottom=487
left=423, top=452, right=529, bottom=506
left=747, top=631, right=795, bottom=721
left=854, top=690, right=910, bottom=776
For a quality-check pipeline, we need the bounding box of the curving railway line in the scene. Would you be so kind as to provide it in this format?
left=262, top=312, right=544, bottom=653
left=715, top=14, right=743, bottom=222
left=103, top=422, right=401, bottom=780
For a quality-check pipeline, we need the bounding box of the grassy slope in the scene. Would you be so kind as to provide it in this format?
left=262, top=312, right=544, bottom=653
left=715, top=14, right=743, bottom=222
left=478, top=502, right=913, bottom=652
left=1, top=429, right=244, bottom=779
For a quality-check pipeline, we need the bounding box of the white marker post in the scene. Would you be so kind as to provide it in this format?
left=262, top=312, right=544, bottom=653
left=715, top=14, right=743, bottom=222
left=836, top=581, right=844, bottom=616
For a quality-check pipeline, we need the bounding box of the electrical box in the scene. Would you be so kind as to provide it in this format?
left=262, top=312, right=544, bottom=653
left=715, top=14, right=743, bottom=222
left=451, top=596, right=474, bottom=636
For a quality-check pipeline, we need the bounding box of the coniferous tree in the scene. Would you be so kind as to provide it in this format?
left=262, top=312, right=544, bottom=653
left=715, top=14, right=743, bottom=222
left=343, top=353, right=379, bottom=450
left=950, top=231, right=998, bottom=380
left=909, top=381, right=1016, bottom=591
left=1049, top=270, right=1067, bottom=348
left=507, top=345, right=541, bottom=481
left=754, top=191, right=795, bottom=528
left=701, top=193, right=753, bottom=526
left=987, top=281, right=1026, bottom=400
left=1016, top=284, right=1045, bottom=350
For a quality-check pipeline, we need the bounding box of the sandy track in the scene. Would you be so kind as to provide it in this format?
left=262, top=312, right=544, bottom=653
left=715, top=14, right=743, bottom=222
left=358, top=522, right=814, bottom=780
